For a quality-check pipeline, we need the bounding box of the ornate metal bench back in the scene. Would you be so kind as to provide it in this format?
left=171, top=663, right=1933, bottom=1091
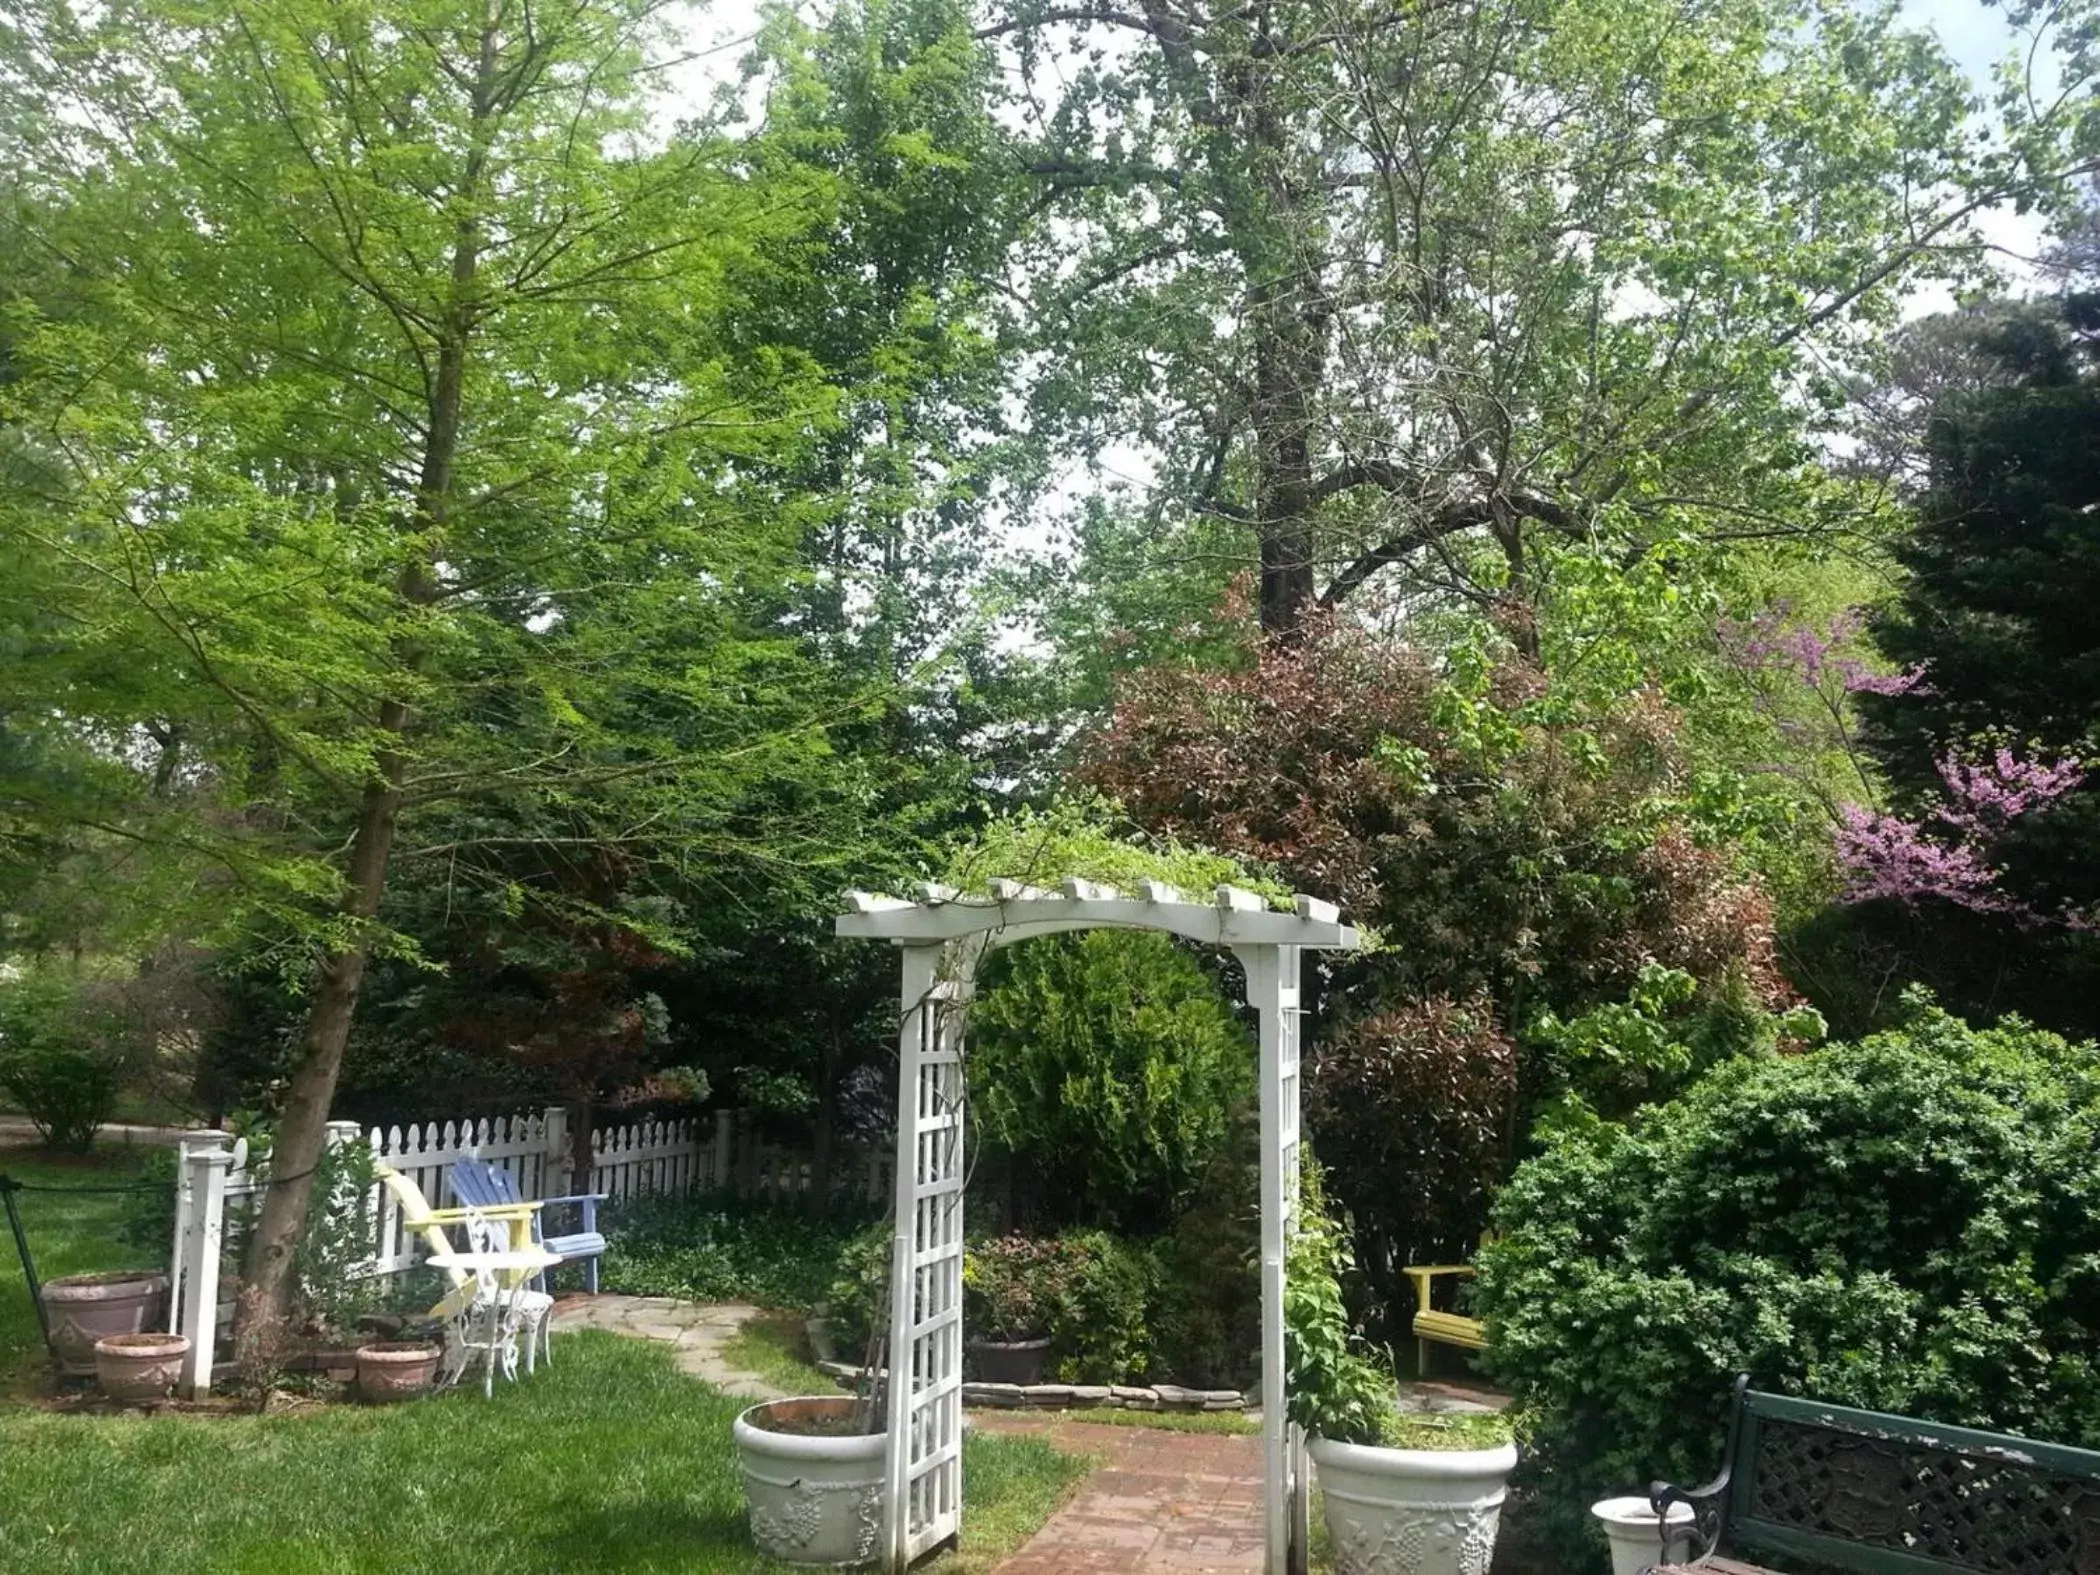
left=1728, top=1391, right=2100, bottom=1575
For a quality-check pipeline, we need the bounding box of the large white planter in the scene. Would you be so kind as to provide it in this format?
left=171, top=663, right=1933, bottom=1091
left=1309, top=1433, right=1518, bottom=1575
left=1591, top=1494, right=1696, bottom=1575
left=734, top=1396, right=886, bottom=1568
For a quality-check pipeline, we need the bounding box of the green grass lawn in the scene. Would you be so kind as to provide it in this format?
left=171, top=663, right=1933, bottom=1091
left=0, top=1329, right=1086, bottom=1574
left=0, top=1146, right=1089, bottom=1574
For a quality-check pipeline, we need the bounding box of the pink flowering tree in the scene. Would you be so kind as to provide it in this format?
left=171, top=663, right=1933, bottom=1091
left=1835, top=749, right=2087, bottom=922
left=1715, top=604, right=1930, bottom=793
left=1718, top=606, right=2089, bottom=926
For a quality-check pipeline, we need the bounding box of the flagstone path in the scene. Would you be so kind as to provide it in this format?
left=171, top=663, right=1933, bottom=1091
left=549, top=1292, right=782, bottom=1399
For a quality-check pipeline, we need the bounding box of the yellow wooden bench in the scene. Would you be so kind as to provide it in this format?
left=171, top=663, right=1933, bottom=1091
left=1403, top=1263, right=1487, bottom=1374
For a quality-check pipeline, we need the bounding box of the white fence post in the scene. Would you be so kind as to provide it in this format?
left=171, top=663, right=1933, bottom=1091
left=176, top=1132, right=234, bottom=1398
left=542, top=1106, right=569, bottom=1196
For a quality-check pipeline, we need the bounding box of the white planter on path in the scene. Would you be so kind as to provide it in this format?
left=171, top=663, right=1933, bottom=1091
left=1591, top=1494, right=1697, bottom=1575
left=1309, top=1434, right=1518, bottom=1575
left=733, top=1396, right=886, bottom=1568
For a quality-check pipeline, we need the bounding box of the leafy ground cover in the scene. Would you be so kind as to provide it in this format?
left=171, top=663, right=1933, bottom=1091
left=601, top=1195, right=867, bottom=1311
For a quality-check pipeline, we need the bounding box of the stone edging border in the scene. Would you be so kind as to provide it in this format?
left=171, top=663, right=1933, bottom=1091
left=815, top=1360, right=1250, bottom=1413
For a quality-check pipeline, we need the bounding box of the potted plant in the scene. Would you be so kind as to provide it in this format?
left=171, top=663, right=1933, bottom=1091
left=962, top=1234, right=1061, bottom=1385
left=41, top=1270, right=170, bottom=1377
left=734, top=1395, right=886, bottom=1566
left=93, top=1331, right=189, bottom=1402
left=355, top=1341, right=442, bottom=1403
left=1286, top=1195, right=1516, bottom=1575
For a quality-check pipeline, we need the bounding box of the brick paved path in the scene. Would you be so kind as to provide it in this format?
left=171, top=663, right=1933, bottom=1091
left=976, top=1416, right=1266, bottom=1573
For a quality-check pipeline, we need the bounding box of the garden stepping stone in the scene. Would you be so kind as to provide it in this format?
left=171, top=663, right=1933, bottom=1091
left=549, top=1294, right=782, bottom=1401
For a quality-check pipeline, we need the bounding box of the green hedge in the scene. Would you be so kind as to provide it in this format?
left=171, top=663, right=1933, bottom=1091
left=1476, top=1001, right=2100, bottom=1554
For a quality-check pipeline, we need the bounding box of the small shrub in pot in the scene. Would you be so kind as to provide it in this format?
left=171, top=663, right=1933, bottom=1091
left=964, top=1234, right=1063, bottom=1383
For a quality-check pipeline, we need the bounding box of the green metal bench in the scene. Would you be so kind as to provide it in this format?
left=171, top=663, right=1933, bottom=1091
left=1647, top=1377, right=2100, bottom=1574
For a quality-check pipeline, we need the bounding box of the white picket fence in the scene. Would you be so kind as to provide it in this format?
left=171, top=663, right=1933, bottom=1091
left=166, top=1106, right=886, bottom=1395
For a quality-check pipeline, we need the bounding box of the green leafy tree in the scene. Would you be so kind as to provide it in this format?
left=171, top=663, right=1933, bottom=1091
left=994, top=0, right=2094, bottom=638
left=969, top=928, right=1254, bottom=1232
left=0, top=0, right=864, bottom=1347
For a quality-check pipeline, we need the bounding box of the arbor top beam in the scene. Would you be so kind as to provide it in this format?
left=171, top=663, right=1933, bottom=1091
left=837, top=880, right=1361, bottom=951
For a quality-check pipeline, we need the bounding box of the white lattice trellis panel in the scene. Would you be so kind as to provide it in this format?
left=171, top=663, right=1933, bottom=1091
left=886, top=948, right=967, bottom=1565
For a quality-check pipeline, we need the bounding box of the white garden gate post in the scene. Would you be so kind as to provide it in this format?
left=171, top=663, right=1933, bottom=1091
left=174, top=1130, right=234, bottom=1398
left=883, top=943, right=970, bottom=1567
left=839, top=881, right=1358, bottom=1574
left=1237, top=938, right=1309, bottom=1575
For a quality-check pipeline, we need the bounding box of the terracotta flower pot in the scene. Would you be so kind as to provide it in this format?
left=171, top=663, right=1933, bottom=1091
left=93, top=1332, right=189, bottom=1402
left=42, top=1271, right=170, bottom=1377
left=356, top=1341, right=441, bottom=1403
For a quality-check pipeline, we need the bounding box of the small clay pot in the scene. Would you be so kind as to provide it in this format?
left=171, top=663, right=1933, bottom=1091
left=43, top=1271, right=170, bottom=1377
left=93, top=1332, right=189, bottom=1402
left=356, top=1341, right=441, bottom=1403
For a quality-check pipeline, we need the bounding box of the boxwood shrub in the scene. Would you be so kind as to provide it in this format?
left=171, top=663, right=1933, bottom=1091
left=1476, top=1000, right=2100, bottom=1553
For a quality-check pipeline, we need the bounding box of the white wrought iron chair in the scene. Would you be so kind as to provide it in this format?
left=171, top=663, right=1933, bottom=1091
left=440, top=1208, right=556, bottom=1397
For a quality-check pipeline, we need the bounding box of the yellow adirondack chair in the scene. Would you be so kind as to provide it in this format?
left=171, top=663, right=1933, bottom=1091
left=1403, top=1237, right=1500, bottom=1375
left=374, top=1165, right=554, bottom=1387
left=373, top=1164, right=539, bottom=1318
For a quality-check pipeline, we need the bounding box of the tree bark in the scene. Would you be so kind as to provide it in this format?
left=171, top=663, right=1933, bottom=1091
left=809, top=1020, right=842, bottom=1216
left=569, top=1091, right=597, bottom=1196
left=1252, top=280, right=1321, bottom=638
left=234, top=718, right=406, bottom=1357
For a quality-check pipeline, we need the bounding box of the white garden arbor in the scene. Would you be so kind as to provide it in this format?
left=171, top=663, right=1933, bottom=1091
left=837, top=878, right=1362, bottom=1574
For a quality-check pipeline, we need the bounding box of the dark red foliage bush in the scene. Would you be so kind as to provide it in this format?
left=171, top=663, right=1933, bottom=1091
left=1307, top=994, right=1518, bottom=1298
left=1084, top=608, right=1788, bottom=1309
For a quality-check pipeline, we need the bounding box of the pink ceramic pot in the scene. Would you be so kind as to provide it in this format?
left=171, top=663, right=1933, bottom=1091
left=93, top=1332, right=189, bottom=1402
left=355, top=1341, right=441, bottom=1403
left=43, top=1271, right=170, bottom=1377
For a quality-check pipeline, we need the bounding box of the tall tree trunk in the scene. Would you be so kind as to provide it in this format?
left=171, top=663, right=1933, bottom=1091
left=809, top=1020, right=842, bottom=1216
left=235, top=720, right=406, bottom=1356
left=569, top=1091, right=597, bottom=1196
left=237, top=15, right=500, bottom=1356
left=1238, top=41, right=1325, bottom=640
left=1253, top=280, right=1321, bottom=637
left=1490, top=508, right=1541, bottom=662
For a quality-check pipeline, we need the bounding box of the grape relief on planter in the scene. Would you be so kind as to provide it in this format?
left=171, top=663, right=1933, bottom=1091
left=747, top=1480, right=882, bottom=1564
left=1325, top=1509, right=1498, bottom=1575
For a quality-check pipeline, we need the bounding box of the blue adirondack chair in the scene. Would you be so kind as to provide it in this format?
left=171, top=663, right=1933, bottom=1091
left=447, top=1157, right=608, bottom=1293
